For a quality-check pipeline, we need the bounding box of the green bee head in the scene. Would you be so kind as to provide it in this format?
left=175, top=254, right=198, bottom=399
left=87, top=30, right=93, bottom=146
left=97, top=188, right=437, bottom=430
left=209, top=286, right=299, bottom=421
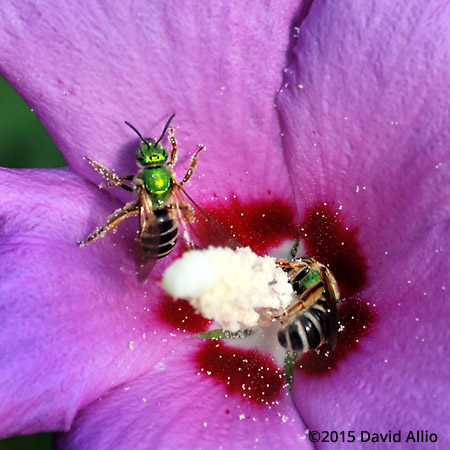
left=136, top=139, right=168, bottom=167
left=125, top=114, right=175, bottom=168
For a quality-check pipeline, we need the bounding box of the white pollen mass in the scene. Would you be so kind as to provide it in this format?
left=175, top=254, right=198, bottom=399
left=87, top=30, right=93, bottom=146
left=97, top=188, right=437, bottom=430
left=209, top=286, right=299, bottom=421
left=161, top=247, right=296, bottom=332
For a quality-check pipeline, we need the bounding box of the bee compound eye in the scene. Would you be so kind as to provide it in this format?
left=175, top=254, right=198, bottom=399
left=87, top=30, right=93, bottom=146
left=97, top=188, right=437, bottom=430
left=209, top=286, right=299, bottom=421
left=292, top=267, right=310, bottom=283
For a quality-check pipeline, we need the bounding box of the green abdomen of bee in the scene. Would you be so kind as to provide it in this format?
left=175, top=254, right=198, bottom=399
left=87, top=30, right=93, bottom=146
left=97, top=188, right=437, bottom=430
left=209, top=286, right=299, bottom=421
left=140, top=166, right=172, bottom=208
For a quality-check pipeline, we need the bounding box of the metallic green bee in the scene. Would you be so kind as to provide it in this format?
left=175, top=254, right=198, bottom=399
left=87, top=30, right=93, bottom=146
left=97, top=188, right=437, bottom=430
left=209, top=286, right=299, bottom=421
left=78, top=114, right=239, bottom=282
left=276, top=257, right=339, bottom=354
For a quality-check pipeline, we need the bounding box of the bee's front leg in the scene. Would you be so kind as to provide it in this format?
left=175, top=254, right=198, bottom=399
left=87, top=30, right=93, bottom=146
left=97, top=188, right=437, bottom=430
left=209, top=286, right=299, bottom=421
left=180, top=145, right=206, bottom=185
left=78, top=201, right=139, bottom=246
left=167, top=126, right=178, bottom=167
left=83, top=157, right=134, bottom=192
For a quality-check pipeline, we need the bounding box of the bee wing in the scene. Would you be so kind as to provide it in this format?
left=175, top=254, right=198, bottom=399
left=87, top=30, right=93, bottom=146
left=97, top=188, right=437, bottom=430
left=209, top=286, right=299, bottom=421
left=171, top=183, right=242, bottom=250
left=322, top=267, right=339, bottom=349
left=134, top=186, right=160, bottom=283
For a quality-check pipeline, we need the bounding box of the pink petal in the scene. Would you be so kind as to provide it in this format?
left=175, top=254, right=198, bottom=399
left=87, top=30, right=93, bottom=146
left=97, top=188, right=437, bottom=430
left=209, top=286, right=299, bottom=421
left=275, top=0, right=450, bottom=443
left=56, top=340, right=313, bottom=449
left=0, top=0, right=301, bottom=204
left=277, top=0, right=450, bottom=261
left=293, top=223, right=450, bottom=446
left=0, top=0, right=307, bottom=437
left=0, top=168, right=188, bottom=436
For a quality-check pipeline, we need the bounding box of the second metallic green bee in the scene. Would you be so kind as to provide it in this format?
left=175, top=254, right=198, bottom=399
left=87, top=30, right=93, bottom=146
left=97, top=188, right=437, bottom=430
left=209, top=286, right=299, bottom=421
left=276, top=257, right=339, bottom=354
left=78, top=114, right=238, bottom=282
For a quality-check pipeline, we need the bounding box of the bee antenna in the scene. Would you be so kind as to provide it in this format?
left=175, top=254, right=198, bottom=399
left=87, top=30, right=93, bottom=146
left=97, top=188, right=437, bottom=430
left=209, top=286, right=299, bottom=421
left=154, top=113, right=176, bottom=147
left=124, top=121, right=145, bottom=142
left=124, top=121, right=151, bottom=150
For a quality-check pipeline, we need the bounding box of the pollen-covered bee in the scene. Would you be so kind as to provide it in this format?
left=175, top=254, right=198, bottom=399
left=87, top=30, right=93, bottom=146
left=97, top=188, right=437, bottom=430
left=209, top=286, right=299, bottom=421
left=78, top=114, right=240, bottom=282
left=275, top=257, right=339, bottom=354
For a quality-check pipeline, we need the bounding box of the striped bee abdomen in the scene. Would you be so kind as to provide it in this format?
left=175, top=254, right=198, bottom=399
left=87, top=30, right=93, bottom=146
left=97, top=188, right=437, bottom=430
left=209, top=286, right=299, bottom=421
left=278, top=300, right=330, bottom=353
left=140, top=208, right=178, bottom=259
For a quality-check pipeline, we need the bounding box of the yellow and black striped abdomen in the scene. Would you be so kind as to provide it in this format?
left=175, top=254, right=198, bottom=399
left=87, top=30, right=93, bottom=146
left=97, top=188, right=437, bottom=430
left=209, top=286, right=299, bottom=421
left=140, top=208, right=178, bottom=259
left=278, top=299, right=331, bottom=353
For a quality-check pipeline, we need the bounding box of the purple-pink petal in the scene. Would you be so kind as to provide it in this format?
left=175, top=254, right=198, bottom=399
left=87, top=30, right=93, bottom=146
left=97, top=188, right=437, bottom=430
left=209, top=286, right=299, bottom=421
left=56, top=339, right=312, bottom=450
left=0, top=0, right=305, bottom=439
left=0, top=168, right=186, bottom=436
left=2, top=0, right=448, bottom=445
left=276, top=0, right=450, bottom=446
left=0, top=0, right=301, bottom=204
left=277, top=0, right=450, bottom=259
left=293, top=223, right=450, bottom=447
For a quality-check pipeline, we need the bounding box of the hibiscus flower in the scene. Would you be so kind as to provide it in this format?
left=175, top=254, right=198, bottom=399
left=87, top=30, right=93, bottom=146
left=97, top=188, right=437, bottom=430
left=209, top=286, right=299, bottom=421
left=0, top=0, right=448, bottom=449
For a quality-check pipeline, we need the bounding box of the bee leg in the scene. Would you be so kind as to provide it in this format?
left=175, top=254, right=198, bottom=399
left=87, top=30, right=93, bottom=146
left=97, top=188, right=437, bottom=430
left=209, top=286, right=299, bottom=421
left=180, top=145, right=206, bottom=185
left=100, top=175, right=134, bottom=191
left=78, top=201, right=139, bottom=247
left=321, top=267, right=339, bottom=349
left=83, top=157, right=133, bottom=191
left=167, top=126, right=178, bottom=167
left=275, top=259, right=295, bottom=270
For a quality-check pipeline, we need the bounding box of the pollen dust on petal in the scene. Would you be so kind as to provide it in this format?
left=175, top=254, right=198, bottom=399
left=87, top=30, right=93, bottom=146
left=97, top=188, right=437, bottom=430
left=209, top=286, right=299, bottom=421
left=300, top=203, right=368, bottom=298
left=297, top=299, right=376, bottom=375
left=195, top=340, right=285, bottom=405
